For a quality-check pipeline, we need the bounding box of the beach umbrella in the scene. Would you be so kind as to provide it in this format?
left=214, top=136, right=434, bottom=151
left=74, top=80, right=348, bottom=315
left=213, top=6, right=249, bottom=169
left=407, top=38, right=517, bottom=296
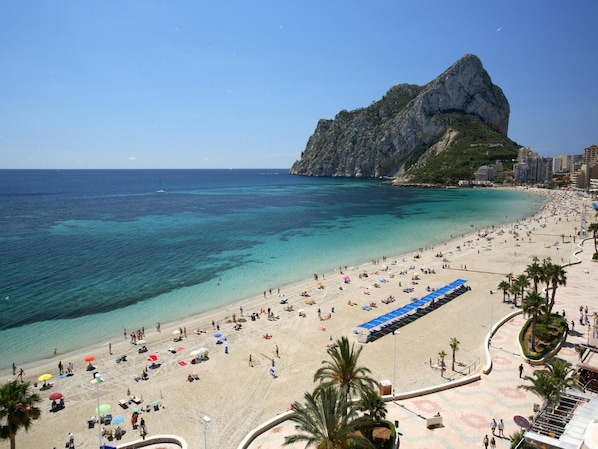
left=147, top=354, right=158, bottom=362
left=100, top=445, right=116, bottom=449
left=95, top=403, right=111, bottom=414
left=84, top=355, right=95, bottom=362
left=213, top=332, right=222, bottom=338
left=38, top=374, right=52, bottom=382
left=190, top=349, right=201, bottom=356
left=48, top=392, right=63, bottom=401
left=111, top=415, right=124, bottom=425
left=172, top=329, right=181, bottom=335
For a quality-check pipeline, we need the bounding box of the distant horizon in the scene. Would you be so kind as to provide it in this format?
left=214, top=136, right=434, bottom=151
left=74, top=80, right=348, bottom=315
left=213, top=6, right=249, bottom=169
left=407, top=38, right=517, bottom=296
left=0, top=167, right=292, bottom=170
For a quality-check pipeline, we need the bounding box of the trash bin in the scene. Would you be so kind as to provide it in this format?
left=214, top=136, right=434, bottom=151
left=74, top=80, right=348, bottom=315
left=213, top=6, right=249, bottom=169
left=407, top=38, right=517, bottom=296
left=379, top=380, right=392, bottom=396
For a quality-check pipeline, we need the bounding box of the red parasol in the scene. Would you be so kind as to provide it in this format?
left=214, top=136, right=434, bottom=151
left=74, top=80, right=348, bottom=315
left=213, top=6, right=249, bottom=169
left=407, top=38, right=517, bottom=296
left=147, top=354, right=158, bottom=362
left=84, top=355, right=95, bottom=362
left=48, top=392, right=63, bottom=401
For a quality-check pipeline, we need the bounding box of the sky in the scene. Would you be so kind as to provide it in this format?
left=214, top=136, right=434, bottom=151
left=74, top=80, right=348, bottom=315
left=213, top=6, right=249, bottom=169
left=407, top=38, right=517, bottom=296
left=1, top=1, right=597, bottom=169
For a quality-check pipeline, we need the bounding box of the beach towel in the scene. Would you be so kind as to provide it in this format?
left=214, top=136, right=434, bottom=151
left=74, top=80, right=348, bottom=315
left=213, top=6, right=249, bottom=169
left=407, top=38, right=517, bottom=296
left=176, top=346, right=185, bottom=352
left=178, top=361, right=187, bottom=366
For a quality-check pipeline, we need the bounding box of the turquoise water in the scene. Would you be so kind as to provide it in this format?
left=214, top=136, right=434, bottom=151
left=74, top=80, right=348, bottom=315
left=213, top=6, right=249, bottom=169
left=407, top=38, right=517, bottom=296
left=0, top=170, right=545, bottom=369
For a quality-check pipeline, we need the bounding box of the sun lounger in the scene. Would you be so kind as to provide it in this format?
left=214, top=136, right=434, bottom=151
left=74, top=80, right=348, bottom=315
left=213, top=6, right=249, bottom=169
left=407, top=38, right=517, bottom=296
left=129, top=396, right=142, bottom=404
left=118, top=399, right=128, bottom=409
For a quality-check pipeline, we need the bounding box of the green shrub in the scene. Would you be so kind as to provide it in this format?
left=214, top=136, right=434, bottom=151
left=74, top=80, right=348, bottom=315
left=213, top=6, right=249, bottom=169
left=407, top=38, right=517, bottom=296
left=519, top=314, right=566, bottom=360
left=535, top=324, right=551, bottom=342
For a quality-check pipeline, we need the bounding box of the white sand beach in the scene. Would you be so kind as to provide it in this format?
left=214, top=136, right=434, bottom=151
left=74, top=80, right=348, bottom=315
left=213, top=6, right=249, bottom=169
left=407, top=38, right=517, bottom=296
left=1, top=188, right=591, bottom=449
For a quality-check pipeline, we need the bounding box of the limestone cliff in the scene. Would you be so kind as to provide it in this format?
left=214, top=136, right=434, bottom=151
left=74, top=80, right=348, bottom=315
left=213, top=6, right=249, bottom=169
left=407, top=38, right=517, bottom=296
left=289, top=54, right=511, bottom=179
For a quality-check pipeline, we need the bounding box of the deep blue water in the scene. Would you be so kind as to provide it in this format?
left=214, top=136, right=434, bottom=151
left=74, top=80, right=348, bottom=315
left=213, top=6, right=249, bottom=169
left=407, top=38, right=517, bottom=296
left=0, top=169, right=545, bottom=368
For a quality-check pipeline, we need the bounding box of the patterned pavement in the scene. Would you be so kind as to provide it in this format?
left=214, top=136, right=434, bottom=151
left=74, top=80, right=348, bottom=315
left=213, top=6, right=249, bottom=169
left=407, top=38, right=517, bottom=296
left=247, top=239, right=597, bottom=449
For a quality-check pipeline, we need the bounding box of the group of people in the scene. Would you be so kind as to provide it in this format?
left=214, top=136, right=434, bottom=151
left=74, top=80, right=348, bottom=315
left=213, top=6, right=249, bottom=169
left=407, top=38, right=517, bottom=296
left=482, top=418, right=505, bottom=448
left=51, top=398, right=65, bottom=412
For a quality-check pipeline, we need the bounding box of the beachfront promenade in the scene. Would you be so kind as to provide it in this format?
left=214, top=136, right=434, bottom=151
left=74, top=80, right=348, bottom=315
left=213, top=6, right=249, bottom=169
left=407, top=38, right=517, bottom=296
left=245, top=238, right=596, bottom=449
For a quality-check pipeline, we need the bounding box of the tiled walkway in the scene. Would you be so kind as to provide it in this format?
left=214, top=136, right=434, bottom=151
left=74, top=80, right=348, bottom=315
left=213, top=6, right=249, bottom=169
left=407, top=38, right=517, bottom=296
left=247, top=242, right=596, bottom=448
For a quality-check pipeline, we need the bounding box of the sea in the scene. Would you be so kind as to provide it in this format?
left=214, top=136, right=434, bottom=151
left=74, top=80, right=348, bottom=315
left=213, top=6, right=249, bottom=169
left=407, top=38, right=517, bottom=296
left=0, top=169, right=546, bottom=370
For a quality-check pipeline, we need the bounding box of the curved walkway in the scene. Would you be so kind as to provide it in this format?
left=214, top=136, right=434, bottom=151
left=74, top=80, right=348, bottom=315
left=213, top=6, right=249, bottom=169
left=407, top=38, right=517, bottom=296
left=245, top=240, right=596, bottom=448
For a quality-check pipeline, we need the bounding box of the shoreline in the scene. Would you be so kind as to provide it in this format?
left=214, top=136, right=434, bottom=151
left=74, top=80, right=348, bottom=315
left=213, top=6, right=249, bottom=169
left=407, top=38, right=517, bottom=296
left=2, top=187, right=588, bottom=449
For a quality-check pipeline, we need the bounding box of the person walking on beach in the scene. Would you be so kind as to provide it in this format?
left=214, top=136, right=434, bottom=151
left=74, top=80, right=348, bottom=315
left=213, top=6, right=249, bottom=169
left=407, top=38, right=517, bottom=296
left=483, top=434, right=489, bottom=448
left=109, top=343, right=112, bottom=355
left=58, top=361, right=63, bottom=375
left=275, top=345, right=280, bottom=358
left=249, top=355, right=253, bottom=367
left=140, top=417, right=147, bottom=439
left=491, top=418, right=497, bottom=435
left=12, top=362, right=16, bottom=375
left=17, top=368, right=24, bottom=382
left=490, top=435, right=496, bottom=448
left=519, top=364, right=524, bottom=378
left=156, top=322, right=161, bottom=332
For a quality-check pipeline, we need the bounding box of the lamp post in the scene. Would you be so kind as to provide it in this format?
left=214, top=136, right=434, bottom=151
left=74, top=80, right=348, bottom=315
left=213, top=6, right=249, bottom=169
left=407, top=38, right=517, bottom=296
left=202, top=415, right=211, bottom=449
left=92, top=373, right=103, bottom=449
left=489, top=292, right=494, bottom=345
left=393, top=330, right=400, bottom=398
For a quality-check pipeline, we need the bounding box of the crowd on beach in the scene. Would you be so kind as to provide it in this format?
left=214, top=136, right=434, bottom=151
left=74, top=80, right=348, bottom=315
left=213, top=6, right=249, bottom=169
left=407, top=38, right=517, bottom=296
left=3, top=188, right=592, bottom=449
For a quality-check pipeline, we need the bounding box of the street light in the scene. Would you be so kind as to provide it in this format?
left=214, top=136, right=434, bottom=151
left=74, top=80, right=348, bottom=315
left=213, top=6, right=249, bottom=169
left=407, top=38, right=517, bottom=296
left=393, top=330, right=400, bottom=398
left=91, top=373, right=103, bottom=449
left=202, top=415, right=211, bottom=449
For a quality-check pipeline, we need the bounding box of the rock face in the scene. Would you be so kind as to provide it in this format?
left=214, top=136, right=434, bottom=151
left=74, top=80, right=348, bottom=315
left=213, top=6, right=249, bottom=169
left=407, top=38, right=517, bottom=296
left=290, top=54, right=510, bottom=178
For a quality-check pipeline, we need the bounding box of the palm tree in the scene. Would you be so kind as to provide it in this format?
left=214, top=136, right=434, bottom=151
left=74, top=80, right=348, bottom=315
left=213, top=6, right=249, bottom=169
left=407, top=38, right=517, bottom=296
left=525, top=257, right=543, bottom=294
left=357, top=388, right=387, bottom=422
left=449, top=337, right=460, bottom=371
left=514, top=274, right=531, bottom=299
left=544, top=358, right=579, bottom=402
left=0, top=381, right=42, bottom=449
left=508, top=284, right=520, bottom=307
left=355, top=388, right=387, bottom=443
left=519, top=369, right=557, bottom=404
left=498, top=280, right=510, bottom=302
left=589, top=222, right=598, bottom=252
left=521, top=291, right=544, bottom=351
left=508, top=430, right=524, bottom=449
left=283, top=385, right=376, bottom=449
left=314, top=336, right=378, bottom=400
left=542, top=261, right=567, bottom=316
left=519, top=358, right=578, bottom=405
left=438, top=350, right=447, bottom=377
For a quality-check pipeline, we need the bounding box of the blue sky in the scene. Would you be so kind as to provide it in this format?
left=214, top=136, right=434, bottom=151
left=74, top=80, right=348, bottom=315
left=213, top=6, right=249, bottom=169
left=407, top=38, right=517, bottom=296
left=1, top=1, right=597, bottom=169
